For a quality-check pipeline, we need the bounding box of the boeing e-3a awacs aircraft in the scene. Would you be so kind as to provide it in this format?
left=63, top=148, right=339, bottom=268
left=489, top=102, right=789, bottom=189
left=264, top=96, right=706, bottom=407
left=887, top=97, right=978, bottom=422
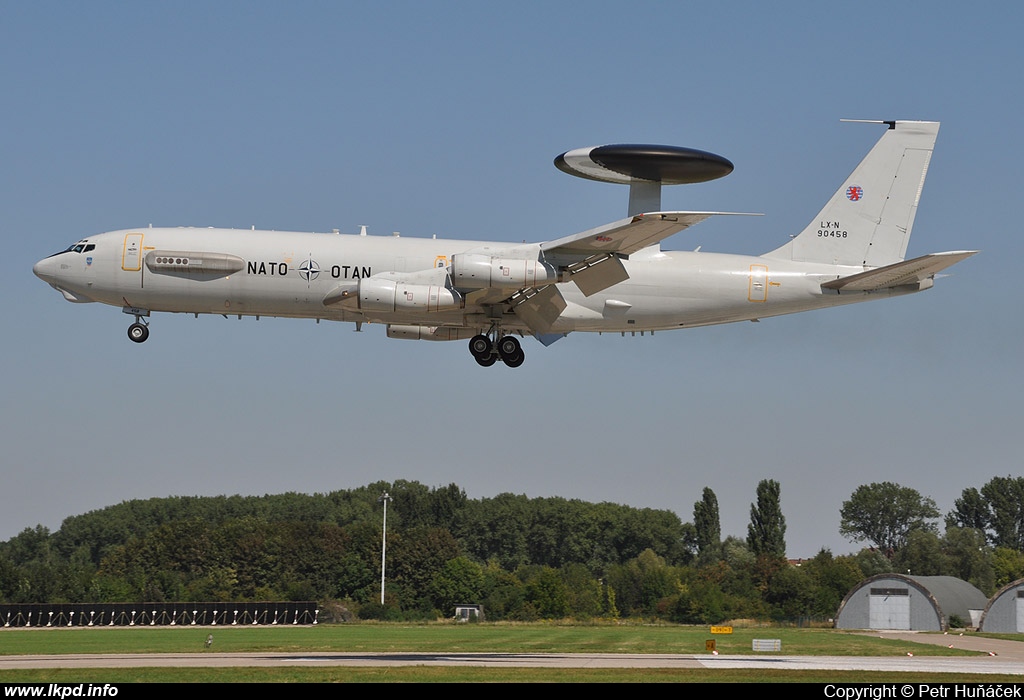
left=34, top=120, right=975, bottom=368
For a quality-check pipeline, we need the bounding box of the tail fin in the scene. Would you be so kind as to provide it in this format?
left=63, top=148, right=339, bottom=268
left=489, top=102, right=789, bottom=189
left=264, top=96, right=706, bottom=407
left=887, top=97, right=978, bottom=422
left=766, top=120, right=939, bottom=267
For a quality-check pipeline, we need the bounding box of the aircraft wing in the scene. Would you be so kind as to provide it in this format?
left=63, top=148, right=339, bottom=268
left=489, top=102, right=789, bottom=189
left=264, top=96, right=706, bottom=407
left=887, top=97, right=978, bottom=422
left=541, top=211, right=758, bottom=257
left=821, top=250, right=978, bottom=291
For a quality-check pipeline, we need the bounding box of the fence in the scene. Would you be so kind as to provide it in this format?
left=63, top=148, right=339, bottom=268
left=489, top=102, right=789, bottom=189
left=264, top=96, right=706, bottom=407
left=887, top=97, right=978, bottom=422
left=0, top=602, right=318, bottom=627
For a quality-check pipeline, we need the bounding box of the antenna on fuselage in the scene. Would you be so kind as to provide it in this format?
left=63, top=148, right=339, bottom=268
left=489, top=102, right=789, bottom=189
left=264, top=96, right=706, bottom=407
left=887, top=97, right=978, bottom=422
left=553, top=144, right=734, bottom=216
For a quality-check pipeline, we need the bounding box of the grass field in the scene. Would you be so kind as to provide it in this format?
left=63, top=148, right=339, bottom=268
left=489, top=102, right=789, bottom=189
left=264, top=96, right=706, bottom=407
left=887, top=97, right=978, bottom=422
left=0, top=623, right=980, bottom=656
left=0, top=623, right=1019, bottom=683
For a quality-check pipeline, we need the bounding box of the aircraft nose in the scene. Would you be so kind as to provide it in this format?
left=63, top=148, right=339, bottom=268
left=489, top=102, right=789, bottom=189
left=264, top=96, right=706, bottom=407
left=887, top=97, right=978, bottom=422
left=33, top=256, right=57, bottom=283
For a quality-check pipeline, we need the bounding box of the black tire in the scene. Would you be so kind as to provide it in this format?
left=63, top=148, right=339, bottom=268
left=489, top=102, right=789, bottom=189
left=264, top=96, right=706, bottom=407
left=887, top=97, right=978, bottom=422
left=497, top=335, right=521, bottom=359
left=502, top=351, right=525, bottom=368
left=128, top=323, right=149, bottom=343
left=475, top=353, right=498, bottom=367
left=468, top=334, right=492, bottom=358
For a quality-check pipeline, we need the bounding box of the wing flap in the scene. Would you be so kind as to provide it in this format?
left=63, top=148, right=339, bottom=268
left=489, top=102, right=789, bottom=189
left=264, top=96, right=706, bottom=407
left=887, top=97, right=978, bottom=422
left=511, top=285, right=567, bottom=332
left=821, top=251, right=978, bottom=291
left=566, top=254, right=630, bottom=296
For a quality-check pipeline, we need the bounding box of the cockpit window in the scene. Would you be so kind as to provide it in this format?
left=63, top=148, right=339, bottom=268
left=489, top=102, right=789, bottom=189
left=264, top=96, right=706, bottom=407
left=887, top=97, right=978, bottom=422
left=46, top=239, right=94, bottom=259
left=65, top=241, right=93, bottom=254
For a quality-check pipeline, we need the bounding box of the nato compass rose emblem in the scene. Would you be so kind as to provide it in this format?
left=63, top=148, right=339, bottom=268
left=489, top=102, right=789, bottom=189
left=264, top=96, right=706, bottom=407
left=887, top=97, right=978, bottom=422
left=846, top=185, right=864, bottom=201
left=298, top=256, right=320, bottom=284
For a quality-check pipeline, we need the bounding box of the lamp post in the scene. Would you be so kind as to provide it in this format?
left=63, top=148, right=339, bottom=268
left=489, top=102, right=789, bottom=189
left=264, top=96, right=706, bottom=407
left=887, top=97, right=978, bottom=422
left=379, top=491, right=392, bottom=605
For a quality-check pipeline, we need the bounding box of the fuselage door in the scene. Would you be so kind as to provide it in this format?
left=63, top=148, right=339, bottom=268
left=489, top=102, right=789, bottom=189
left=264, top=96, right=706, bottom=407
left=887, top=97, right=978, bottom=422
left=748, top=264, right=768, bottom=302
left=122, top=234, right=143, bottom=271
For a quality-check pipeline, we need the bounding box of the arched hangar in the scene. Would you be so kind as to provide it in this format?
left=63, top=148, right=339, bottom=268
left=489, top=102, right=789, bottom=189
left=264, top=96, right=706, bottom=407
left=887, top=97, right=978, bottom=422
left=835, top=574, right=987, bottom=631
left=978, top=579, right=1024, bottom=633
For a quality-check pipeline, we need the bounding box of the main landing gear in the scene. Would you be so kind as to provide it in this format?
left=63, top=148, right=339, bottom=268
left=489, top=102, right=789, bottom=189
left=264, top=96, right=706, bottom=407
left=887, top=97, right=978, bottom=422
left=469, top=330, right=525, bottom=368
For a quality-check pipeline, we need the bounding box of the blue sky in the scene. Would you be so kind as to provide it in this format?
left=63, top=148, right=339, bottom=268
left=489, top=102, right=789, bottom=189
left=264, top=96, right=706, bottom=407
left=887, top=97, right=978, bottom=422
left=3, top=2, right=1020, bottom=558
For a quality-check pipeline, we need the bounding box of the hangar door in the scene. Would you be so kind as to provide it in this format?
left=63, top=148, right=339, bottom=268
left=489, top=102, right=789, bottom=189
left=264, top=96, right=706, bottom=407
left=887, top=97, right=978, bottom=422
left=869, top=587, right=910, bottom=629
left=1017, top=590, right=1024, bottom=632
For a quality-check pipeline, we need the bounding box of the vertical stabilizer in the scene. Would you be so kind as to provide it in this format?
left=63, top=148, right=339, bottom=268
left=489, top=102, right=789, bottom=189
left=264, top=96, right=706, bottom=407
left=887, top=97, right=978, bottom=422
left=766, top=121, right=938, bottom=267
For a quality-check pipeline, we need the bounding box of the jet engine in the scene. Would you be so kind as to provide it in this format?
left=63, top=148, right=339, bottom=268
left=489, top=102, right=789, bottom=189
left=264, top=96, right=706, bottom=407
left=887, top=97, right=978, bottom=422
left=386, top=325, right=477, bottom=341
left=449, top=253, right=558, bottom=289
left=323, top=276, right=463, bottom=313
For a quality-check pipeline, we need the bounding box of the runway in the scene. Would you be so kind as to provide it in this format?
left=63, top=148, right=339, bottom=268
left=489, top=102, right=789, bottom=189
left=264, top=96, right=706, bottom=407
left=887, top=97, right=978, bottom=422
left=1, top=651, right=1023, bottom=675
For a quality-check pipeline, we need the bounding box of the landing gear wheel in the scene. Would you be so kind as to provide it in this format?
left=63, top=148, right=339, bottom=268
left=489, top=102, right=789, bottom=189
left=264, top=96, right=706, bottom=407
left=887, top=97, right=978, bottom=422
left=502, top=351, right=525, bottom=368
left=469, top=334, right=492, bottom=359
left=497, top=335, right=521, bottom=360
left=475, top=353, right=498, bottom=367
left=127, top=323, right=149, bottom=343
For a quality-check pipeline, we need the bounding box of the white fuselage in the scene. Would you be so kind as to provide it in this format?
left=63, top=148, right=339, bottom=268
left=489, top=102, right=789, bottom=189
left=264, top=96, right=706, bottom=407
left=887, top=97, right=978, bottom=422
left=33, top=226, right=906, bottom=336
left=33, top=122, right=966, bottom=368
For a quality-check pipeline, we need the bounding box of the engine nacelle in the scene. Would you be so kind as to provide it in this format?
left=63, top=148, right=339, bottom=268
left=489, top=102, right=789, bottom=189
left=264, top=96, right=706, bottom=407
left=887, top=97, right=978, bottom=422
left=450, top=253, right=558, bottom=289
left=386, top=325, right=477, bottom=341
left=358, top=277, right=463, bottom=313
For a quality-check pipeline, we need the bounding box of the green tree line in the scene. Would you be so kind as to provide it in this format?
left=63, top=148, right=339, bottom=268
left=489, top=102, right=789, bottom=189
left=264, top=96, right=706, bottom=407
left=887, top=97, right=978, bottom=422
left=2, top=477, right=1021, bottom=622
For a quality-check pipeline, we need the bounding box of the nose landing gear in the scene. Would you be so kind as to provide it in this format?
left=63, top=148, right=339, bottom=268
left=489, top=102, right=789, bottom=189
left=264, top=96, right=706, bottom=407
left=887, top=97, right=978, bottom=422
left=123, top=306, right=151, bottom=343
left=127, top=321, right=149, bottom=343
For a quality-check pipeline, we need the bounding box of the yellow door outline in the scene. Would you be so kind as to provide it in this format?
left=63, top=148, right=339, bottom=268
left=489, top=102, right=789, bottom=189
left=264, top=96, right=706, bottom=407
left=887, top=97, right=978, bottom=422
left=748, top=264, right=768, bottom=302
left=122, top=233, right=144, bottom=271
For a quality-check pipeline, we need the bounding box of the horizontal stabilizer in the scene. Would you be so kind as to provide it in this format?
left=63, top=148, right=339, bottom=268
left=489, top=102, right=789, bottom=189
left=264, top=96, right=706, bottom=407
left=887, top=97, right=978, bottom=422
left=542, top=211, right=759, bottom=257
left=821, top=251, right=977, bottom=291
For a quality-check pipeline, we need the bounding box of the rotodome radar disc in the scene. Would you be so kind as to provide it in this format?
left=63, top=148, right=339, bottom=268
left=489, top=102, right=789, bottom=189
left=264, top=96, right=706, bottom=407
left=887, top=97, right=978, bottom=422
left=554, top=144, right=734, bottom=185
